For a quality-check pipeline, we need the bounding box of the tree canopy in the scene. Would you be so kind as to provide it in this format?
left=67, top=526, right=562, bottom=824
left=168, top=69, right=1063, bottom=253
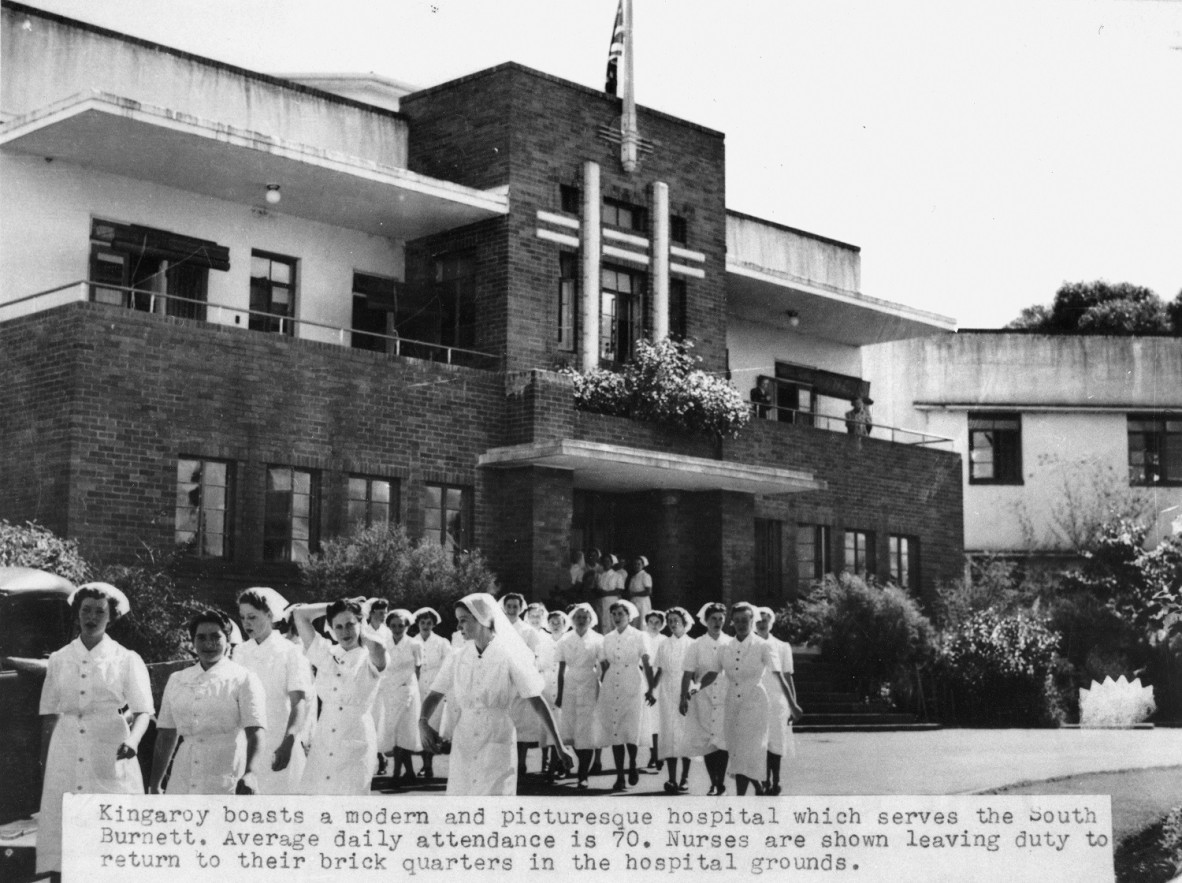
left=1006, top=280, right=1182, bottom=335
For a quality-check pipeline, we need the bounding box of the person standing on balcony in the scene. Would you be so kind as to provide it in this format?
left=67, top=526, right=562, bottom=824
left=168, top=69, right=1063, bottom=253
left=35, top=582, right=153, bottom=877
left=845, top=396, right=873, bottom=436
left=750, top=377, right=773, bottom=419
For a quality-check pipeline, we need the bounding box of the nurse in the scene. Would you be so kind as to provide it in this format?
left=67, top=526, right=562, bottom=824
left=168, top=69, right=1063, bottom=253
left=379, top=608, right=423, bottom=784
left=720, top=602, right=782, bottom=796
left=652, top=606, right=693, bottom=794
left=36, top=582, right=153, bottom=876
left=554, top=603, right=604, bottom=789
left=756, top=607, right=804, bottom=795
left=149, top=609, right=267, bottom=795
left=413, top=607, right=452, bottom=779
left=292, top=598, right=388, bottom=794
left=679, top=601, right=731, bottom=795
left=419, top=593, right=572, bottom=796
left=596, top=599, right=652, bottom=791
left=234, top=587, right=312, bottom=794
left=640, top=609, right=666, bottom=769
left=540, top=609, right=570, bottom=779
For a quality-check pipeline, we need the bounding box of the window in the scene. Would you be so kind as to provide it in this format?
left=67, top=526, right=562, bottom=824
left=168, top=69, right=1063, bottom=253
left=796, top=523, right=831, bottom=583
left=351, top=272, right=395, bottom=351
left=174, top=458, right=232, bottom=558
left=669, top=277, right=687, bottom=340
left=600, top=266, right=644, bottom=363
left=90, top=219, right=216, bottom=320
left=754, top=518, right=783, bottom=600
left=843, top=529, right=875, bottom=575
left=560, top=185, right=582, bottom=214
left=250, top=251, right=297, bottom=335
left=423, top=483, right=470, bottom=552
left=1128, top=415, right=1182, bottom=485
left=347, top=476, right=398, bottom=534
left=603, top=197, right=646, bottom=232
left=264, top=466, right=318, bottom=563
left=888, top=535, right=918, bottom=589
left=670, top=215, right=688, bottom=245
left=435, top=252, right=477, bottom=349
left=557, top=252, right=577, bottom=351
left=968, top=413, right=1023, bottom=484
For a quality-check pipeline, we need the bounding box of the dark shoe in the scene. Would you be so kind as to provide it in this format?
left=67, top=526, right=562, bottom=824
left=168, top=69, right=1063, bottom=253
left=647, top=755, right=659, bottom=769
left=716, top=784, right=726, bottom=796
left=612, top=777, right=627, bottom=792
left=678, top=778, right=690, bottom=793
left=664, top=781, right=679, bottom=794
left=577, top=778, right=589, bottom=789
left=628, top=766, right=639, bottom=786
left=707, top=785, right=719, bottom=796
left=767, top=784, right=782, bottom=796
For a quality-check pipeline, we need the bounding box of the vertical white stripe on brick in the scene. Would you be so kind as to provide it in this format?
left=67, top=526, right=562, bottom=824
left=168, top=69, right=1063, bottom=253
left=581, top=161, right=601, bottom=372
left=652, top=181, right=669, bottom=341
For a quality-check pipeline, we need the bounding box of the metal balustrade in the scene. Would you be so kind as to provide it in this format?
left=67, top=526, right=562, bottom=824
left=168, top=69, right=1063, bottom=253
left=749, top=403, right=954, bottom=450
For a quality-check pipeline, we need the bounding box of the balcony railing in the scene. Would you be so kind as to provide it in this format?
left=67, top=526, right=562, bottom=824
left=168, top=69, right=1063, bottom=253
left=750, top=404, right=954, bottom=451
left=1, top=281, right=502, bottom=371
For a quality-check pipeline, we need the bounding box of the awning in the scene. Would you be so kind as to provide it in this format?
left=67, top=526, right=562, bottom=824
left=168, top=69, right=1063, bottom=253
left=0, top=91, right=508, bottom=240
left=478, top=439, right=826, bottom=495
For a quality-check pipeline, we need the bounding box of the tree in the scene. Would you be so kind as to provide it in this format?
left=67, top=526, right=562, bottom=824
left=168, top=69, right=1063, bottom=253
left=1006, top=280, right=1173, bottom=335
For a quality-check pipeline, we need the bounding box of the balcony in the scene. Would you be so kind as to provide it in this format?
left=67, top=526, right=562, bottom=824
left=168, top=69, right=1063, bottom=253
left=0, top=281, right=501, bottom=372
left=748, top=404, right=954, bottom=451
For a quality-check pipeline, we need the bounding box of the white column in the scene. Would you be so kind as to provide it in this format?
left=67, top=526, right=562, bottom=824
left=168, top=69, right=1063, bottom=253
left=652, top=181, right=669, bottom=340
left=581, top=161, right=602, bottom=372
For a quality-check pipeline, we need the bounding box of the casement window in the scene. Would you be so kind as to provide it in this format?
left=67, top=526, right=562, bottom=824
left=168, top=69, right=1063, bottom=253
left=888, top=535, right=918, bottom=590
left=423, top=483, right=471, bottom=552
left=264, top=466, right=318, bottom=563
left=796, top=523, right=832, bottom=584
left=968, top=412, right=1023, bottom=484
left=669, top=277, right=688, bottom=341
left=669, top=215, right=688, bottom=245
left=600, top=265, right=644, bottom=363
left=557, top=252, right=577, bottom=351
left=560, top=185, right=582, bottom=214
left=347, top=476, right=399, bottom=534
left=249, top=251, right=297, bottom=335
left=603, top=197, right=646, bottom=232
left=1128, top=415, right=1182, bottom=486
left=174, top=458, right=233, bottom=558
left=754, top=518, right=784, bottom=600
left=844, top=529, right=875, bottom=576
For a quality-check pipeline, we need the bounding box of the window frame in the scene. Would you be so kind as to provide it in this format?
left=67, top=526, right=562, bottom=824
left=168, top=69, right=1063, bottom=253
left=796, top=523, right=832, bottom=584
left=602, top=197, right=647, bottom=233
left=888, top=534, right=918, bottom=590
left=843, top=529, right=876, bottom=576
left=1128, top=413, right=1182, bottom=486
left=422, top=482, right=472, bottom=553
left=557, top=251, right=577, bottom=351
left=174, top=457, right=234, bottom=559
left=754, top=518, right=784, bottom=601
left=249, top=250, right=298, bottom=335
left=968, top=411, right=1024, bottom=485
left=599, top=264, right=645, bottom=364
left=346, top=475, right=399, bottom=535
left=263, top=465, right=320, bottom=563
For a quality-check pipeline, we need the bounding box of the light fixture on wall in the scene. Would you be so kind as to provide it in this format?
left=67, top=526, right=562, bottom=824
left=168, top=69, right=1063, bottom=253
left=265, top=184, right=282, bottom=205
left=785, top=310, right=800, bottom=328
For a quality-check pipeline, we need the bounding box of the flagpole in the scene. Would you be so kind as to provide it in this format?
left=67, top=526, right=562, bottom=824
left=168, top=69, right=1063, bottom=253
left=621, top=0, right=638, bottom=173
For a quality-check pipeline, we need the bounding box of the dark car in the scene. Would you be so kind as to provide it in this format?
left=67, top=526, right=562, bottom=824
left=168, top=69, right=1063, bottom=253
left=0, top=567, right=74, bottom=823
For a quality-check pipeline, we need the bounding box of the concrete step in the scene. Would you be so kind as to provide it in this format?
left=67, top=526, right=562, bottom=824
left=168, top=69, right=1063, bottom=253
left=795, top=722, right=942, bottom=733
left=799, top=712, right=920, bottom=727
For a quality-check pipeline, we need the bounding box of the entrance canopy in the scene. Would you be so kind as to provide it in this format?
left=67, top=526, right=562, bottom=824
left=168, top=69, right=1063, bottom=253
left=479, top=439, right=825, bottom=495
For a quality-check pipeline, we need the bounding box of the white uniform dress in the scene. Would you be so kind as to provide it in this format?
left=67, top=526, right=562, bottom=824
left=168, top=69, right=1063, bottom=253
left=678, top=632, right=731, bottom=757
left=595, top=625, right=648, bottom=745
left=627, top=570, right=653, bottom=621
left=555, top=629, right=603, bottom=749
left=638, top=631, right=664, bottom=746
left=378, top=635, right=423, bottom=752
left=37, top=636, right=153, bottom=874
left=300, top=634, right=383, bottom=794
left=723, top=633, right=780, bottom=780
left=537, top=632, right=561, bottom=748
left=233, top=632, right=314, bottom=794
left=430, top=637, right=545, bottom=795
left=654, top=633, right=691, bottom=761
left=595, top=570, right=625, bottom=634
left=418, top=631, right=453, bottom=730
left=508, top=620, right=542, bottom=743
left=157, top=657, right=266, bottom=794
left=763, top=635, right=796, bottom=758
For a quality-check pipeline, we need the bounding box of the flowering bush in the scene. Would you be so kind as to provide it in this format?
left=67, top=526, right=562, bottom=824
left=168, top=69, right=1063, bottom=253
left=563, top=338, right=750, bottom=438
left=0, top=519, right=90, bottom=584
left=936, top=610, right=1065, bottom=726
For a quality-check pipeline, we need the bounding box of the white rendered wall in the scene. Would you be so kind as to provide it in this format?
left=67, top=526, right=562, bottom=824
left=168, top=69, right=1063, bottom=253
left=0, top=153, right=402, bottom=341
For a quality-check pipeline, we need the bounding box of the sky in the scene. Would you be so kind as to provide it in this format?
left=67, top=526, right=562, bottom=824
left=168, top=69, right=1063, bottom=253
left=19, top=0, right=1182, bottom=328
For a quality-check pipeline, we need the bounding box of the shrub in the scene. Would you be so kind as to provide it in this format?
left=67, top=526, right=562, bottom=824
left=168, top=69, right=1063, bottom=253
left=0, top=520, right=90, bottom=584
left=300, top=523, right=497, bottom=616
left=774, top=573, right=936, bottom=700
left=563, top=338, right=750, bottom=438
left=97, top=560, right=204, bottom=663
left=936, top=610, right=1064, bottom=726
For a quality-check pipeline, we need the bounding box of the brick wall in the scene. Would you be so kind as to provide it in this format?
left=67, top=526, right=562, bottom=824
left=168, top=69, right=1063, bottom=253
left=401, top=64, right=729, bottom=374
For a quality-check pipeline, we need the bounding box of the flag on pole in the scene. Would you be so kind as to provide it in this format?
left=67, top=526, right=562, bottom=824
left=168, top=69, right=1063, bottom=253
left=605, top=0, right=624, bottom=95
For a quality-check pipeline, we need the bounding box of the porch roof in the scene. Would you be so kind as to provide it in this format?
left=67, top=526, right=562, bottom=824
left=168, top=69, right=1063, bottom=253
left=478, top=438, right=825, bottom=495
